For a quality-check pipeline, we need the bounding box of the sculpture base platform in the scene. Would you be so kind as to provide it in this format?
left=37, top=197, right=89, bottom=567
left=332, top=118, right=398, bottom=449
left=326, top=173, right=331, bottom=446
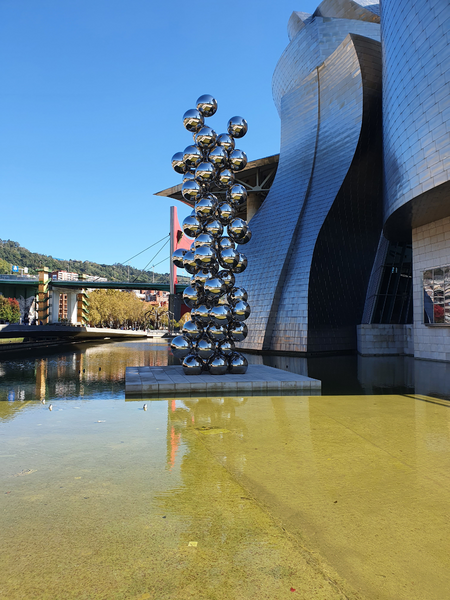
left=125, top=364, right=321, bottom=397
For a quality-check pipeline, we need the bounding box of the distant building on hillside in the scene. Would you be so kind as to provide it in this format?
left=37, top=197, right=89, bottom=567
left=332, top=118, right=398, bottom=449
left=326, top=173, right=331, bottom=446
left=52, top=270, right=78, bottom=281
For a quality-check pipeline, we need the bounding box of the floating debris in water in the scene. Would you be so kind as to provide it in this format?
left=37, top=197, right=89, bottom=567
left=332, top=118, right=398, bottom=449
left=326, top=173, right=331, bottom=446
left=41, top=399, right=45, bottom=404
left=143, top=404, right=147, bottom=411
left=188, top=541, right=198, bottom=547
left=97, top=420, right=106, bottom=423
left=48, top=404, right=53, bottom=411
left=14, top=469, right=37, bottom=477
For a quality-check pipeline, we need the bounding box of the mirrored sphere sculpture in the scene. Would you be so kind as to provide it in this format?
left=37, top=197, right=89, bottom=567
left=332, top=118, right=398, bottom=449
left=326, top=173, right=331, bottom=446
left=172, top=95, right=250, bottom=375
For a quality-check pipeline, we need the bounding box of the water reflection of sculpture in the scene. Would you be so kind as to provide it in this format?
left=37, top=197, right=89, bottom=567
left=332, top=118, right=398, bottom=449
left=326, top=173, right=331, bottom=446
left=170, top=95, right=251, bottom=375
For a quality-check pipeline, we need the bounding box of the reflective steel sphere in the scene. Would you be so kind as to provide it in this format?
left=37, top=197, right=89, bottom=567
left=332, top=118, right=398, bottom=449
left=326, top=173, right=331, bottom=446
left=172, top=152, right=187, bottom=174
left=183, top=171, right=196, bottom=183
left=237, top=229, right=252, bottom=245
left=203, top=219, right=224, bottom=238
left=182, top=214, right=202, bottom=238
left=182, top=354, right=203, bottom=375
left=194, top=232, right=216, bottom=248
left=183, top=251, right=199, bottom=275
left=172, top=248, right=186, bottom=268
left=193, top=268, right=216, bottom=286
left=170, top=335, right=191, bottom=359
left=227, top=116, right=248, bottom=139
left=216, top=133, right=235, bottom=152
left=232, top=300, right=251, bottom=321
left=228, top=352, right=248, bottom=374
left=228, top=321, right=248, bottom=342
left=182, top=179, right=201, bottom=202
left=216, top=201, right=236, bottom=225
left=228, top=149, right=248, bottom=172
left=218, top=339, right=235, bottom=356
left=227, top=184, right=247, bottom=207
left=208, top=146, right=228, bottom=169
left=218, top=236, right=235, bottom=251
left=218, top=247, right=239, bottom=270
left=216, top=168, right=235, bottom=188
left=193, top=304, right=210, bottom=325
left=214, top=293, right=230, bottom=306
left=182, top=320, right=203, bottom=341
left=208, top=353, right=228, bottom=375
left=183, top=145, right=203, bottom=170
left=194, top=245, right=216, bottom=268
left=183, top=109, right=204, bottom=133
left=218, top=270, right=235, bottom=290
left=234, top=253, right=248, bottom=274
left=209, top=304, right=232, bottom=326
left=206, top=323, right=228, bottom=343
left=195, top=335, right=216, bottom=360
left=195, top=161, right=216, bottom=184
left=228, top=218, right=249, bottom=241
left=229, top=287, right=248, bottom=303
left=196, top=94, right=218, bottom=118
left=183, top=286, right=201, bottom=309
left=195, top=194, right=217, bottom=220
left=195, top=126, right=217, bottom=149
left=204, top=277, right=226, bottom=298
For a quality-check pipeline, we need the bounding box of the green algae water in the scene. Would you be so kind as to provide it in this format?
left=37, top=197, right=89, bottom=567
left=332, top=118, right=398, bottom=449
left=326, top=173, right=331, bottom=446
left=1, top=340, right=450, bottom=599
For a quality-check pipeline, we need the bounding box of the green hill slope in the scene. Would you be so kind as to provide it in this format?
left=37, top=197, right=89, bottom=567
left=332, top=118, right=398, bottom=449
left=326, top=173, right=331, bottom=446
left=0, top=239, right=188, bottom=284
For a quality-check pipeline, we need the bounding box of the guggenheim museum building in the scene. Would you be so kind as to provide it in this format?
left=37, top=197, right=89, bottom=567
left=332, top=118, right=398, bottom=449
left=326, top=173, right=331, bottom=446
left=162, top=0, right=450, bottom=363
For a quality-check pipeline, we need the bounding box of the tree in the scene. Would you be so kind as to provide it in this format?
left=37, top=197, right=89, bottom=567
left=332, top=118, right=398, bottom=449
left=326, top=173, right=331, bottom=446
left=87, top=289, right=147, bottom=329
left=0, top=296, right=21, bottom=323
left=145, top=304, right=168, bottom=330
left=0, top=258, right=10, bottom=274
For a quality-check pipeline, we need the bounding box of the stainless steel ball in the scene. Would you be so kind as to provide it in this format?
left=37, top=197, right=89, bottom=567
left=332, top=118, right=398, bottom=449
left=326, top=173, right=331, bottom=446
left=227, top=184, right=247, bottom=207
left=218, top=270, right=235, bottom=290
left=237, top=229, right=252, bottom=244
left=182, top=354, right=203, bottom=375
left=193, top=268, right=217, bottom=286
left=216, top=133, right=235, bottom=152
left=182, top=214, right=202, bottom=238
left=203, top=219, right=224, bottom=238
left=227, top=116, right=248, bottom=139
left=195, top=194, right=217, bottom=220
left=193, top=304, right=210, bottom=325
left=228, top=352, right=248, bottom=374
left=170, top=335, right=191, bottom=359
left=216, top=201, right=236, bottom=225
left=172, top=152, right=187, bottom=174
left=183, top=145, right=203, bottom=170
left=195, top=335, right=216, bottom=360
left=234, top=253, right=248, bottom=274
left=232, top=300, right=251, bottom=321
left=209, top=304, right=232, bottom=327
left=195, top=161, right=216, bottom=184
left=218, top=247, right=239, bottom=270
left=183, top=109, right=204, bottom=133
left=172, top=248, right=186, bottom=268
left=214, top=293, right=230, bottom=306
left=216, top=168, right=235, bottom=188
left=182, top=320, right=203, bottom=341
left=204, top=277, right=226, bottom=298
left=194, top=245, right=216, bottom=268
left=228, top=321, right=248, bottom=342
left=194, top=232, right=216, bottom=248
left=228, top=149, right=248, bottom=172
left=208, top=146, right=228, bottom=169
left=196, top=94, right=218, bottom=117
left=218, top=339, right=235, bottom=355
left=183, top=171, right=196, bottom=183
left=206, top=323, right=228, bottom=343
left=208, top=353, right=228, bottom=375
left=195, top=126, right=217, bottom=149
left=228, top=218, right=249, bottom=241
left=182, top=179, right=201, bottom=202
left=183, top=251, right=199, bottom=275
left=183, top=286, right=201, bottom=309
left=229, top=287, right=248, bottom=303
left=218, top=236, right=235, bottom=251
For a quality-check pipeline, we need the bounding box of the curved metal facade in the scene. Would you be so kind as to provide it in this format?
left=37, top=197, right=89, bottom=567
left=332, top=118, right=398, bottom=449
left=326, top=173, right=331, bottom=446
left=236, top=5, right=383, bottom=353
left=382, top=0, right=450, bottom=240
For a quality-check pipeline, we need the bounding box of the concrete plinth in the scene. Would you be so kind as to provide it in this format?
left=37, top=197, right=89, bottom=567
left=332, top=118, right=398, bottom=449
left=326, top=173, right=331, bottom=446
left=125, top=364, right=321, bottom=396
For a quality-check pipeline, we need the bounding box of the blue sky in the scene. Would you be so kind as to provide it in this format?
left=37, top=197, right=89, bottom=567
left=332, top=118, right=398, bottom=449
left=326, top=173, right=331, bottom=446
left=0, top=0, right=317, bottom=274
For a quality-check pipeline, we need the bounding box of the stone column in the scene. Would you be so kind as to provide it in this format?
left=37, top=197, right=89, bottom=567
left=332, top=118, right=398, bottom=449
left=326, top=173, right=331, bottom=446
left=50, top=290, right=60, bottom=323
left=246, top=192, right=263, bottom=222
left=37, top=268, right=50, bottom=324
left=67, top=292, right=78, bottom=324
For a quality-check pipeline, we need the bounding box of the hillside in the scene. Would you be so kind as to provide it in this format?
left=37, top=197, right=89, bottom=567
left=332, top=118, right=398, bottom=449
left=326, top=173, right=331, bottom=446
left=0, top=239, right=189, bottom=285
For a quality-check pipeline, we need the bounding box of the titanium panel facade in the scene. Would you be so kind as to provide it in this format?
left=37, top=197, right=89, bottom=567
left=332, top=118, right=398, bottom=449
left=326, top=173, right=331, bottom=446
left=236, top=5, right=383, bottom=353
left=382, top=0, right=450, bottom=240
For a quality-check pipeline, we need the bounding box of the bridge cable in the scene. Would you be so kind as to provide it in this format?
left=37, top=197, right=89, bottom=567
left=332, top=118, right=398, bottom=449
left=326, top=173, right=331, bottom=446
left=120, top=234, right=169, bottom=267
left=131, top=238, right=170, bottom=283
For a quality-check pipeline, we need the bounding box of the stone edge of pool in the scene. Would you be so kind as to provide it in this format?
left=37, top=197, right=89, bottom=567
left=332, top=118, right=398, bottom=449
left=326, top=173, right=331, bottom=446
left=125, top=364, right=321, bottom=396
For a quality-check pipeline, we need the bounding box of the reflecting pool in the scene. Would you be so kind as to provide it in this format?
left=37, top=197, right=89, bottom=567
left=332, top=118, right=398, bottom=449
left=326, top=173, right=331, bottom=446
left=1, top=340, right=450, bottom=599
